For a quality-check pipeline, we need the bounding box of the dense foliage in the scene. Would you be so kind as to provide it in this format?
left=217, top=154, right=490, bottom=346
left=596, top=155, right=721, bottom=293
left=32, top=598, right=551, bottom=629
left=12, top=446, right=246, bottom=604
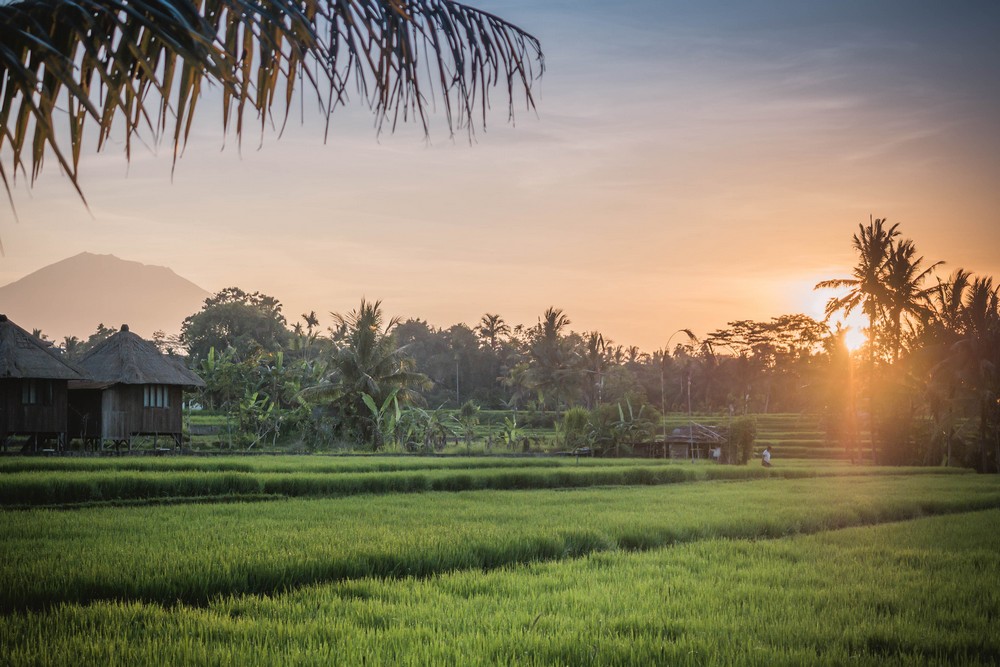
left=43, top=220, right=998, bottom=468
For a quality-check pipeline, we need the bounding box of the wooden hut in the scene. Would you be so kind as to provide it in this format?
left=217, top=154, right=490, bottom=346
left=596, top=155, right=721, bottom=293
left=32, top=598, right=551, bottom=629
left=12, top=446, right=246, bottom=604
left=0, top=314, right=83, bottom=451
left=664, top=423, right=726, bottom=460
left=68, top=325, right=204, bottom=450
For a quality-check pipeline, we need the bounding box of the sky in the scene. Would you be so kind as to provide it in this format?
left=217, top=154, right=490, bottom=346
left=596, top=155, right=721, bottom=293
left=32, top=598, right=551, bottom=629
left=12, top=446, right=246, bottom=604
left=1, top=0, right=999, bottom=351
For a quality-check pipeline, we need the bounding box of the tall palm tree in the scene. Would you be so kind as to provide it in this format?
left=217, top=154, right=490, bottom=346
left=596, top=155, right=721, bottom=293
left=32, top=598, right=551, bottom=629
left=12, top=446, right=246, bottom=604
left=301, top=298, right=428, bottom=447
left=475, top=313, right=510, bottom=352
left=815, top=217, right=900, bottom=362
left=0, top=0, right=543, bottom=215
left=525, top=307, right=578, bottom=409
left=581, top=331, right=607, bottom=408
left=302, top=311, right=320, bottom=336
left=538, top=307, right=570, bottom=343
left=298, top=310, right=320, bottom=358
left=881, top=238, right=942, bottom=363
left=815, top=217, right=900, bottom=462
left=929, top=269, right=973, bottom=337
left=932, top=276, right=1000, bottom=471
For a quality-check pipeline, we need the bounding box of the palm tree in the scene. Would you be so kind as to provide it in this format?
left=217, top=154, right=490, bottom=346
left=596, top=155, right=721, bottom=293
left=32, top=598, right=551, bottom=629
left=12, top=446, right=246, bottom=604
left=815, top=217, right=900, bottom=362
left=881, top=238, right=942, bottom=363
left=942, top=276, right=1000, bottom=471
left=301, top=298, right=429, bottom=448
left=816, top=217, right=901, bottom=463
left=302, top=311, right=320, bottom=336
left=476, top=313, right=510, bottom=352
left=581, top=331, right=607, bottom=408
left=298, top=310, right=320, bottom=359
left=521, top=307, right=578, bottom=409
left=538, top=307, right=571, bottom=343
left=61, top=335, right=82, bottom=360
left=933, top=269, right=973, bottom=329
left=0, top=0, right=543, bottom=215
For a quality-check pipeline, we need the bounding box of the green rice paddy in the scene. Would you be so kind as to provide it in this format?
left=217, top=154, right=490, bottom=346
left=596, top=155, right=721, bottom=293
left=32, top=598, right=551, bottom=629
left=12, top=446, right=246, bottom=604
left=1, top=455, right=997, bottom=665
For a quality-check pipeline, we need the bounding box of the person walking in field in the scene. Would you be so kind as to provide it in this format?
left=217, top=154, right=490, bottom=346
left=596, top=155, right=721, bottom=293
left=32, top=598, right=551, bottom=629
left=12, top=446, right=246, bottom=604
left=762, top=446, right=772, bottom=467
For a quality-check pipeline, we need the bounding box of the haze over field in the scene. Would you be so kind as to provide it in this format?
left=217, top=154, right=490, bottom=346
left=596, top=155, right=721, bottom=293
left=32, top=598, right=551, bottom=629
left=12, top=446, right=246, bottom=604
left=1, top=0, right=998, bottom=350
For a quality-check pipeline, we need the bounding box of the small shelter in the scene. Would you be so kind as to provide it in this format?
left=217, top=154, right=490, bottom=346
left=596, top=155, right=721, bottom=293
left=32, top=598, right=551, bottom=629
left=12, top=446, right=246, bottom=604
left=664, top=423, right=726, bottom=460
left=68, top=325, right=204, bottom=449
left=1, top=314, right=83, bottom=450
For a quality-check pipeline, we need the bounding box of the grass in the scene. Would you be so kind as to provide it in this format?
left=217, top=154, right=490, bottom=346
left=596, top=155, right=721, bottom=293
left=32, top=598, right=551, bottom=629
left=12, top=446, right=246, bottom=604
left=2, top=473, right=998, bottom=611
left=2, top=455, right=996, bottom=665
left=1, top=509, right=997, bottom=665
left=0, top=457, right=971, bottom=507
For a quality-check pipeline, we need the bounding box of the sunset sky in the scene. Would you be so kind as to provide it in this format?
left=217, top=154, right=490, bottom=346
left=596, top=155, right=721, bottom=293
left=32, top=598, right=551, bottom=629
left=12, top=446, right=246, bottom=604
left=2, top=0, right=998, bottom=351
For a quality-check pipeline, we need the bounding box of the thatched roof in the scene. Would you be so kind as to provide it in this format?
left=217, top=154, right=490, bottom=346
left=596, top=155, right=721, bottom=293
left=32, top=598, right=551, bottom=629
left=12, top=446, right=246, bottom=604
left=0, top=314, right=83, bottom=380
left=74, top=325, right=205, bottom=388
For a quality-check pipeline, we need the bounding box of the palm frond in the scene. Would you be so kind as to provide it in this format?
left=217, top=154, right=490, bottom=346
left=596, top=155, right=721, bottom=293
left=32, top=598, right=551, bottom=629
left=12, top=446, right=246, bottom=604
left=0, top=0, right=544, bottom=217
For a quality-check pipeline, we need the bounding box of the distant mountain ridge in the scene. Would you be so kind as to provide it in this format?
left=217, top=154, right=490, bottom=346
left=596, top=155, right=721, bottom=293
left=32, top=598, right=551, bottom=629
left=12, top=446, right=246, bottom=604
left=0, top=252, right=210, bottom=343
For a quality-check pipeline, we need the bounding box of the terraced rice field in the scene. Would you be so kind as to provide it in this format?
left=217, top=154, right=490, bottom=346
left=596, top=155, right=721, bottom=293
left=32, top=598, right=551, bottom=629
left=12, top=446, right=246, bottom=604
left=665, top=412, right=865, bottom=460
left=1, top=456, right=997, bottom=665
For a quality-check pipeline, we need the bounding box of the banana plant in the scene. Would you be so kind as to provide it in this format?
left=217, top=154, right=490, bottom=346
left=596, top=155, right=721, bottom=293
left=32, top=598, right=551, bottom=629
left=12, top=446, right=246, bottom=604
left=238, top=391, right=276, bottom=450
left=361, top=388, right=401, bottom=450
left=501, top=415, right=522, bottom=452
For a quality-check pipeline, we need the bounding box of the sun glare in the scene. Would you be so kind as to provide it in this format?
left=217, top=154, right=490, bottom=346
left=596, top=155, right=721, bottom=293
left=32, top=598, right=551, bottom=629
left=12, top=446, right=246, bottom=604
left=802, top=279, right=868, bottom=353
left=843, top=327, right=866, bottom=352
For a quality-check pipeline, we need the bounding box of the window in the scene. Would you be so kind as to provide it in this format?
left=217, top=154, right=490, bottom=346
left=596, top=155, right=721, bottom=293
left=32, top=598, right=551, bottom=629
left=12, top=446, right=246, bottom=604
left=143, top=385, right=170, bottom=408
left=21, top=380, right=53, bottom=406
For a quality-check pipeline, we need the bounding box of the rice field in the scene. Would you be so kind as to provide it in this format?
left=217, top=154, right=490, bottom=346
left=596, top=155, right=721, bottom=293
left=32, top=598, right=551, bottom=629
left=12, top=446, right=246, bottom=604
left=0, top=455, right=968, bottom=508
left=1, top=456, right=998, bottom=665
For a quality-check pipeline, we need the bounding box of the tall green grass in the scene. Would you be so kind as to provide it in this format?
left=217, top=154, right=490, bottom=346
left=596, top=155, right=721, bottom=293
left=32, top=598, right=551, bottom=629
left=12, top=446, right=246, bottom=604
left=0, top=460, right=970, bottom=507
left=2, top=510, right=997, bottom=666
left=2, top=474, right=998, bottom=611
left=0, top=455, right=600, bottom=475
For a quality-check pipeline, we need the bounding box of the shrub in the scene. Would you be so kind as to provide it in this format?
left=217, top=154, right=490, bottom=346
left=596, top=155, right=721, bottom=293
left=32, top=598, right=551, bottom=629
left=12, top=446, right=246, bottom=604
left=727, top=416, right=757, bottom=465
left=563, top=408, right=590, bottom=449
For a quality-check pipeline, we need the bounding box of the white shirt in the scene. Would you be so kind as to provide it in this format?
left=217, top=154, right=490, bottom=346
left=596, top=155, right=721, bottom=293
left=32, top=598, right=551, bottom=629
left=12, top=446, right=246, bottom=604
left=763, top=449, right=771, bottom=463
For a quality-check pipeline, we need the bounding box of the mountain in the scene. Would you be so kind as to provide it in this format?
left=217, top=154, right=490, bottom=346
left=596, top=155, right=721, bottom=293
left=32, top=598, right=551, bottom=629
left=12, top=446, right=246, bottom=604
left=0, top=253, right=210, bottom=343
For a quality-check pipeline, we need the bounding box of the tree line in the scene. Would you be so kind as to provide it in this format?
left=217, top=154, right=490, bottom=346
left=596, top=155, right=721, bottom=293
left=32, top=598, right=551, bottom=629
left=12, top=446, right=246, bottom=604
left=816, top=218, right=999, bottom=471
left=46, top=219, right=999, bottom=469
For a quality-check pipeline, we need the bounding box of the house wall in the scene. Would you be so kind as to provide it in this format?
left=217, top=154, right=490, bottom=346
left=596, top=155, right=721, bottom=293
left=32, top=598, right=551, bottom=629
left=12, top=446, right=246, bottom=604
left=0, top=379, right=69, bottom=437
left=98, top=385, right=183, bottom=440
left=137, top=385, right=183, bottom=435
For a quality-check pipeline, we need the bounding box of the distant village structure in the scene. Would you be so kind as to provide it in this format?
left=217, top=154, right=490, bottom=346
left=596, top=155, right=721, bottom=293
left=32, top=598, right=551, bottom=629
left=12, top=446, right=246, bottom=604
left=634, top=423, right=727, bottom=461
left=0, top=314, right=83, bottom=450
left=68, top=325, right=205, bottom=450
left=1, top=317, right=204, bottom=452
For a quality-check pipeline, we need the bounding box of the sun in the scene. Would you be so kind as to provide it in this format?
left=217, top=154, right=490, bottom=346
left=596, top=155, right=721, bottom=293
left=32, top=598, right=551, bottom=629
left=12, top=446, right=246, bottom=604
left=801, top=279, right=868, bottom=352
left=843, top=326, right=867, bottom=352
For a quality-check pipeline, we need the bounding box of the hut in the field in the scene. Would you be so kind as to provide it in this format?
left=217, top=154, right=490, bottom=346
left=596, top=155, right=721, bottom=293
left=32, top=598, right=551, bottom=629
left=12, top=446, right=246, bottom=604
left=68, top=325, right=204, bottom=449
left=0, top=314, right=83, bottom=451
left=663, top=423, right=726, bottom=460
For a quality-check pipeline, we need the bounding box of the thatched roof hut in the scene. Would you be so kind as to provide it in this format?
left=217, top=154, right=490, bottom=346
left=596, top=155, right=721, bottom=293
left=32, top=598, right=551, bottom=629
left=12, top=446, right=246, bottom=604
left=1, top=314, right=82, bottom=449
left=69, top=325, right=203, bottom=449
left=0, top=314, right=81, bottom=382
left=73, top=325, right=204, bottom=388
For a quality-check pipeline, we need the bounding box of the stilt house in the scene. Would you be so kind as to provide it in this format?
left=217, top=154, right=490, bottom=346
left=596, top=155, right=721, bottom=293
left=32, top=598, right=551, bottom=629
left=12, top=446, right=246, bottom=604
left=0, top=314, right=83, bottom=450
left=68, top=325, right=204, bottom=449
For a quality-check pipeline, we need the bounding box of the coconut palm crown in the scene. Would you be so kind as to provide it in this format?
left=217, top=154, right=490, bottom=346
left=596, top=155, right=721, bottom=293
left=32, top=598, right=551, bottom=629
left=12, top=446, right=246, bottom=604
left=300, top=298, right=430, bottom=444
